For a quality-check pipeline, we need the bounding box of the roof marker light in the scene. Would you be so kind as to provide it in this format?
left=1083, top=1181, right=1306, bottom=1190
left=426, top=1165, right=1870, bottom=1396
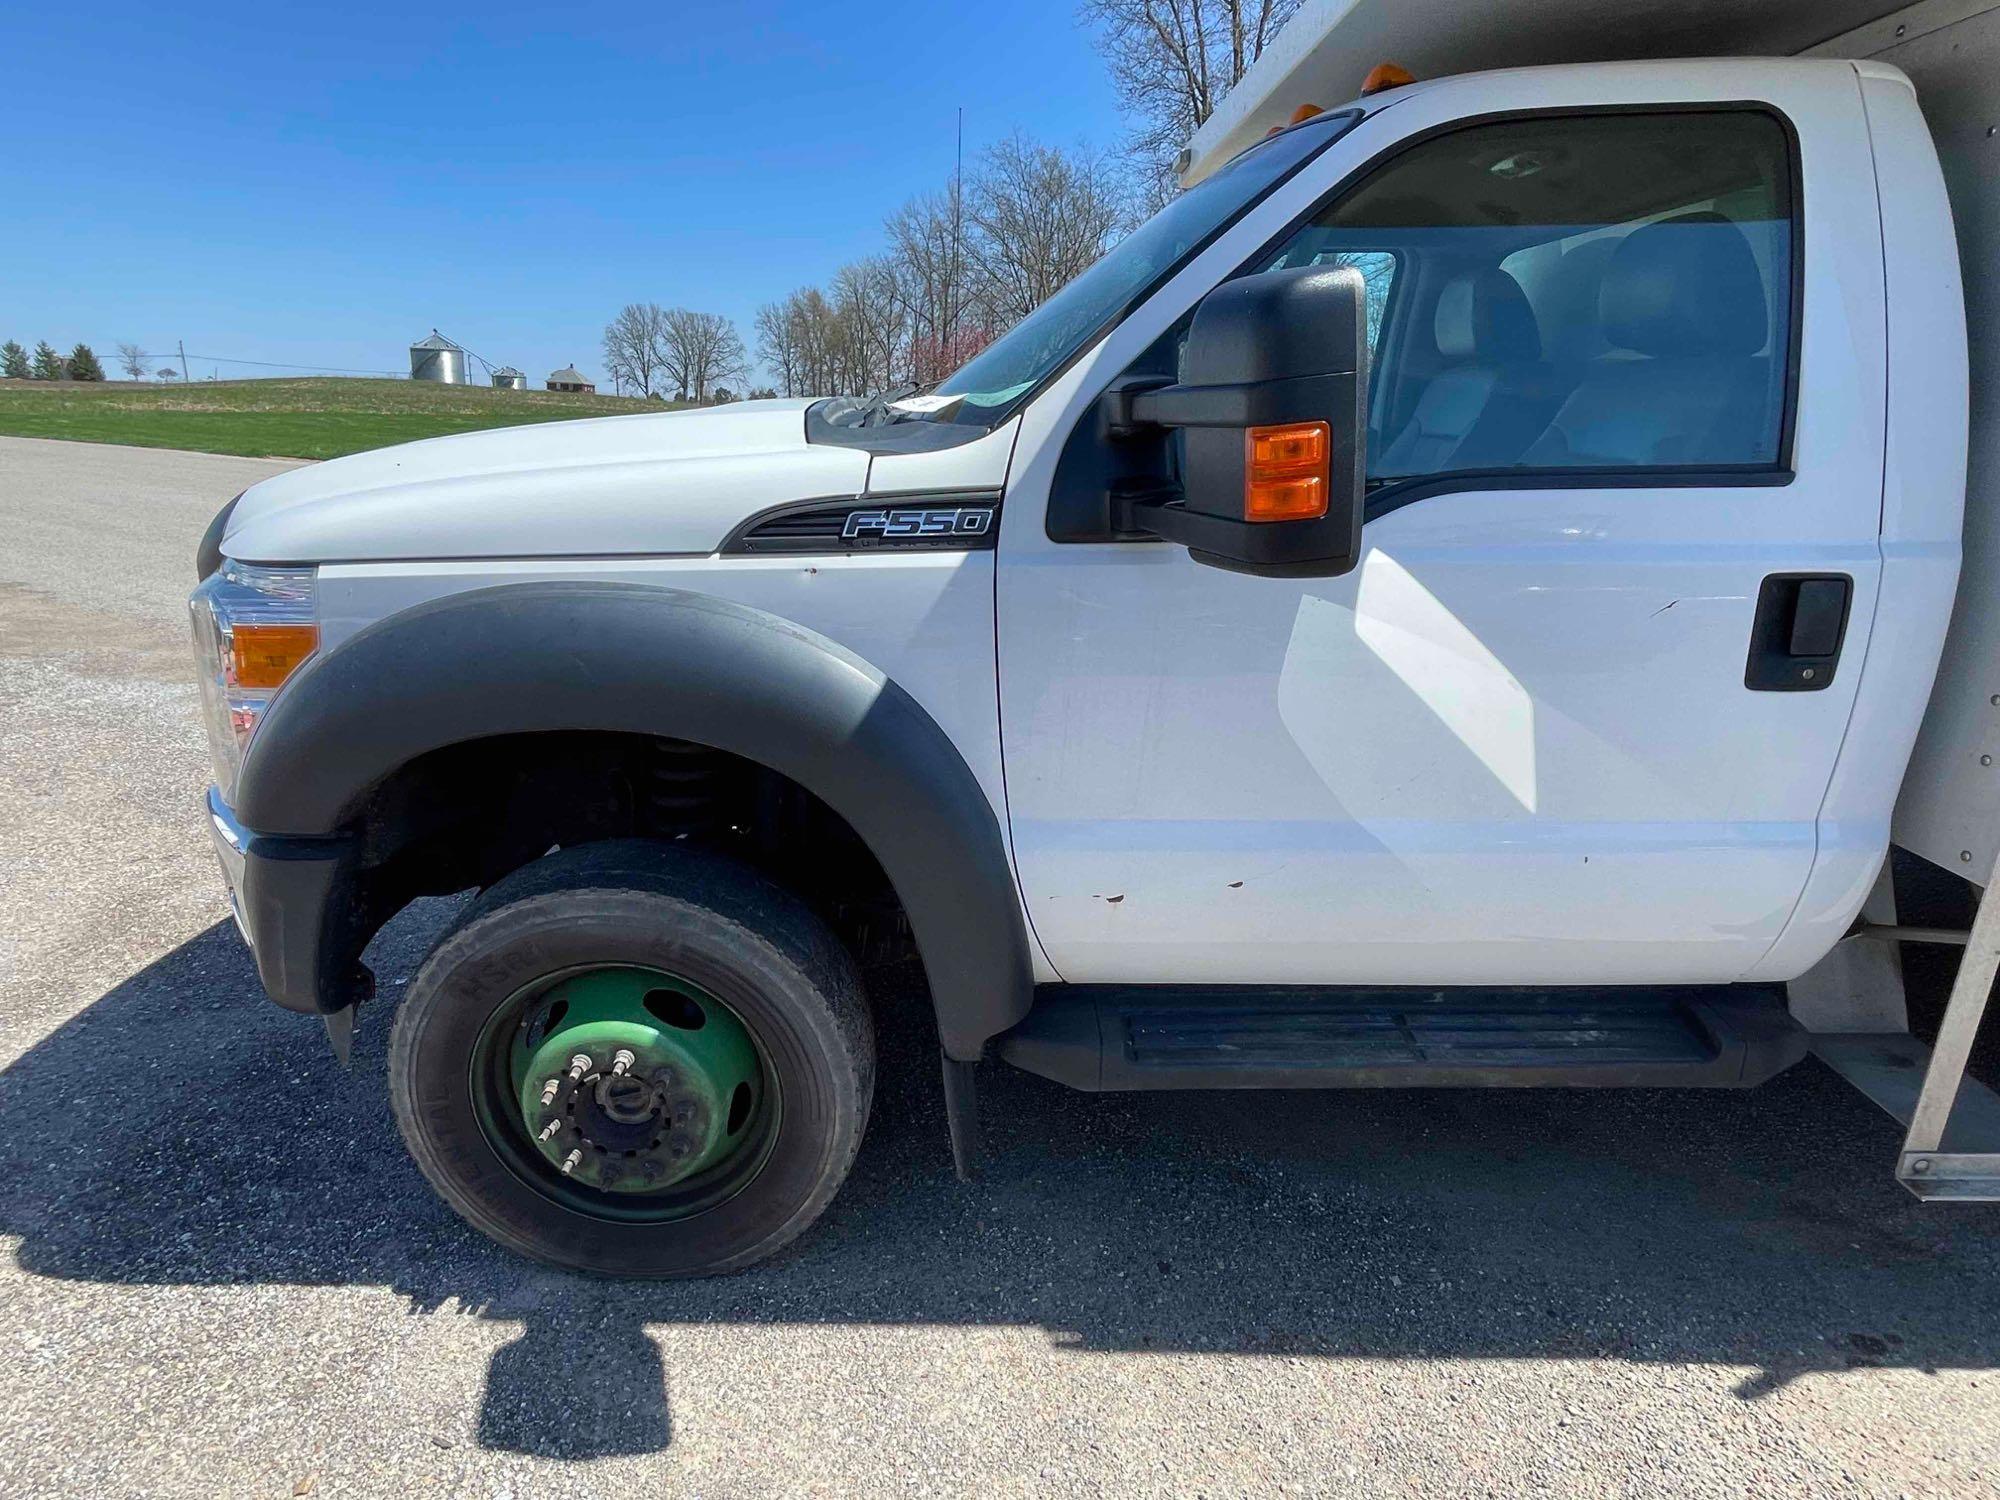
left=1361, top=63, right=1416, bottom=96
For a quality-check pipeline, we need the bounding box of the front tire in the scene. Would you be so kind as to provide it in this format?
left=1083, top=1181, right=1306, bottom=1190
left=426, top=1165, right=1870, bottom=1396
left=389, top=840, right=874, bottom=1277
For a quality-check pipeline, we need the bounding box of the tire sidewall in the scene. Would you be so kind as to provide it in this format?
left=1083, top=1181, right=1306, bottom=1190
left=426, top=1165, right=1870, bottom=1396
left=392, top=877, right=870, bottom=1277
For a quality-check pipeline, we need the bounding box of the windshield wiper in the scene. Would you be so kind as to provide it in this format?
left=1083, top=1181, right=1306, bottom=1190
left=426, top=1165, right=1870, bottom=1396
left=874, top=381, right=955, bottom=425
left=859, top=382, right=921, bottom=424
left=818, top=381, right=943, bottom=430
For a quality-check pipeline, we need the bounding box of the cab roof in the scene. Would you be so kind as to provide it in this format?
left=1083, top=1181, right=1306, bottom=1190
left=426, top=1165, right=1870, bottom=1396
left=1181, top=0, right=1921, bottom=186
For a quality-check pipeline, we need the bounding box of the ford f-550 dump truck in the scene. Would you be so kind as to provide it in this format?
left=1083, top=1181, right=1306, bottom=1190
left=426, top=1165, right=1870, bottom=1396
left=189, top=0, right=2000, bottom=1275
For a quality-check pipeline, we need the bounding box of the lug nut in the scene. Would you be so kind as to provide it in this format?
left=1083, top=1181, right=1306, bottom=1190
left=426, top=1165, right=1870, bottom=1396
left=539, top=1078, right=561, bottom=1106
left=565, top=1054, right=592, bottom=1083
left=611, top=1048, right=636, bottom=1078
left=537, top=1119, right=562, bottom=1142
left=560, top=1149, right=583, bottom=1175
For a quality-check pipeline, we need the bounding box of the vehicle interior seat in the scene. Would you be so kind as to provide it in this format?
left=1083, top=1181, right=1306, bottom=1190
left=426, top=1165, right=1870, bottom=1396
left=1520, top=210, right=1777, bottom=468
left=1376, top=267, right=1559, bottom=477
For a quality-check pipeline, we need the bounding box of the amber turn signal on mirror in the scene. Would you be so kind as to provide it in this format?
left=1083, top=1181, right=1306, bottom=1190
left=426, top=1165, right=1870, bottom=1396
left=1244, top=420, right=1331, bottom=521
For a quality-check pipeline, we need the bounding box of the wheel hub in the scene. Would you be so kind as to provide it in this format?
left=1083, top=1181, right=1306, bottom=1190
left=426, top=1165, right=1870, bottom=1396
left=511, top=969, right=761, bottom=1194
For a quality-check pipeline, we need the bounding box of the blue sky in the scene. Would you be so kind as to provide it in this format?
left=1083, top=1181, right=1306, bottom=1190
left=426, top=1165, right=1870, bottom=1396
left=3, top=2, right=1127, bottom=388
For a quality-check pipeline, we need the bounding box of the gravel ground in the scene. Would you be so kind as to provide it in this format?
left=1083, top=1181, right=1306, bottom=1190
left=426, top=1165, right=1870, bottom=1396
left=3, top=433, right=2000, bottom=1498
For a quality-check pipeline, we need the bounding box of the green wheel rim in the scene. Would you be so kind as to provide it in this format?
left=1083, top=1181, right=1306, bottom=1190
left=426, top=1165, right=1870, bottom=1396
left=470, top=965, right=779, bottom=1222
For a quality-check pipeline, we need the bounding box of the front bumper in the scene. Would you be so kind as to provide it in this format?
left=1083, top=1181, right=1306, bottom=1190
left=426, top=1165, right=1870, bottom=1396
left=205, top=786, right=370, bottom=1016
left=206, top=786, right=252, bottom=943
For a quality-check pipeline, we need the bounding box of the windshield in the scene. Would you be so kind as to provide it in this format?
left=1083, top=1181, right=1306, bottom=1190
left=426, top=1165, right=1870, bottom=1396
left=891, top=110, right=1359, bottom=428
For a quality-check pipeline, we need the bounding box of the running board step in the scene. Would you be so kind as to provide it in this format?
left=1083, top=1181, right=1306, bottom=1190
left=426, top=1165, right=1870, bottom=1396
left=997, top=985, right=1807, bottom=1091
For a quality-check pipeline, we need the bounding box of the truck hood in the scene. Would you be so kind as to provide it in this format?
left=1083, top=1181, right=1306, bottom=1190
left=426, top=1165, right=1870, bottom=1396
left=220, top=398, right=870, bottom=564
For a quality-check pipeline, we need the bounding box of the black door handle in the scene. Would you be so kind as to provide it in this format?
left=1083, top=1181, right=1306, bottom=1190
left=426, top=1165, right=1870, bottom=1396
left=1745, top=573, right=1852, bottom=691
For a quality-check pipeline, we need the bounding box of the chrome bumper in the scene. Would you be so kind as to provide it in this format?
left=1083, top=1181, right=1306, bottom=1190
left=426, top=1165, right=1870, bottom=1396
left=205, top=785, right=251, bottom=945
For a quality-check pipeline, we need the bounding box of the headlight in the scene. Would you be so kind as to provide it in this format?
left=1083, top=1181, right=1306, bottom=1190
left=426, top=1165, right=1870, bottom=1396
left=189, top=560, right=318, bottom=802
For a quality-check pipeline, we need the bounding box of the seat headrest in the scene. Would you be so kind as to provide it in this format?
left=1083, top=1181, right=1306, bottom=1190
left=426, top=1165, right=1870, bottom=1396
left=1600, top=211, right=1769, bottom=357
left=1434, top=268, right=1541, bottom=362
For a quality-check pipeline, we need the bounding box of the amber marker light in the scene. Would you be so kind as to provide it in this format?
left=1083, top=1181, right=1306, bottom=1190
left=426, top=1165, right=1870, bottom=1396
left=1361, top=62, right=1416, bottom=95
left=190, top=559, right=319, bottom=801
left=229, top=622, right=320, bottom=690
left=1244, top=420, right=1331, bottom=522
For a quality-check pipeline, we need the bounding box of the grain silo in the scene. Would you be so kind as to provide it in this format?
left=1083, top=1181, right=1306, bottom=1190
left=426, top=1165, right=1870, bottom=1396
left=492, top=366, right=527, bottom=391
left=409, top=330, right=468, bottom=384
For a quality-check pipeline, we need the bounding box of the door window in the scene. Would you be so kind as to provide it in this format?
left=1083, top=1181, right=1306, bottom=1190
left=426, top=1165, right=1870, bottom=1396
left=1303, top=249, right=1398, bottom=353
left=1261, top=110, right=1796, bottom=486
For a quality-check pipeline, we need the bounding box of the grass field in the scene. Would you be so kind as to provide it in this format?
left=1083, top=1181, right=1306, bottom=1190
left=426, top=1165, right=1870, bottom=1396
left=0, top=376, right=677, bottom=460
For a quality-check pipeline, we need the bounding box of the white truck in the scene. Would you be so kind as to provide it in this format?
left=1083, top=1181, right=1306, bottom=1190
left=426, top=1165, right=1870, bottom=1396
left=189, top=0, right=2000, bottom=1276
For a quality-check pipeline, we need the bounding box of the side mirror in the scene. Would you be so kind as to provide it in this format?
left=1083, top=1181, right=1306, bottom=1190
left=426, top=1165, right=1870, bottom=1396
left=1114, top=265, right=1367, bottom=578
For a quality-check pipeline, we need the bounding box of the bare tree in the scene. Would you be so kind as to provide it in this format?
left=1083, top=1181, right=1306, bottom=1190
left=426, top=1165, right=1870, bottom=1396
left=885, top=181, right=986, bottom=383
left=761, top=273, right=897, bottom=398
left=754, top=299, right=804, bottom=396
left=601, top=303, right=670, bottom=398
left=830, top=258, right=909, bottom=395
left=792, top=287, right=838, bottom=395
left=970, top=134, right=1128, bottom=321
left=1081, top=0, right=1301, bottom=203
left=753, top=132, right=1129, bottom=398
left=116, top=342, right=149, bottom=381
left=659, top=308, right=746, bottom=402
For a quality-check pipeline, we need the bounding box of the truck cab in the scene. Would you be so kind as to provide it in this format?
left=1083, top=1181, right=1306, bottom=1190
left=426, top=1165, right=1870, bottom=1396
left=190, top=29, right=1990, bottom=1275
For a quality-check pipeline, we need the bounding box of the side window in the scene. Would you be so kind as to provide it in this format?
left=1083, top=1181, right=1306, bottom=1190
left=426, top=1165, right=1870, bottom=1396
left=1304, top=249, right=1398, bottom=352
left=1263, top=110, right=1795, bottom=486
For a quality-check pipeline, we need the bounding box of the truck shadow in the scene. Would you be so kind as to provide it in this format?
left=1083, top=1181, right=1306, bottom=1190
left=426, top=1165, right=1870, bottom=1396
left=6, top=907, right=2000, bottom=1460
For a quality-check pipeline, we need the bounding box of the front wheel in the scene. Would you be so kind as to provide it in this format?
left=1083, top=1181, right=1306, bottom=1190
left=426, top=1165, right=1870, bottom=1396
left=389, top=840, right=874, bottom=1277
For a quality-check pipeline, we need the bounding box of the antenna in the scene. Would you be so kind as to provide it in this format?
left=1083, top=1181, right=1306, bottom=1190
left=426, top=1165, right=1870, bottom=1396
left=953, top=106, right=965, bottom=341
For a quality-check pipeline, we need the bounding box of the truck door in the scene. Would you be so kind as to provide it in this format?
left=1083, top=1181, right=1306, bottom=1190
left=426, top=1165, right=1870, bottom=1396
left=995, top=64, right=1889, bottom=986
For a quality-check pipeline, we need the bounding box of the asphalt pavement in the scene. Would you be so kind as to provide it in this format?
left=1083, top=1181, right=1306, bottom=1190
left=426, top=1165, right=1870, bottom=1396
left=3, top=433, right=1999, bottom=1498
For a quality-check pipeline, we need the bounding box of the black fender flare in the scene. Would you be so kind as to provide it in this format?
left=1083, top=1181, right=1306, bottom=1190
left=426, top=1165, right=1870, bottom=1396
left=235, top=581, right=1033, bottom=1060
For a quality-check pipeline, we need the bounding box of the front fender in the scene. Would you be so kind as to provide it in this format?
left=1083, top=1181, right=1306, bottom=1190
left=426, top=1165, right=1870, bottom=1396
left=234, top=582, right=1032, bottom=1059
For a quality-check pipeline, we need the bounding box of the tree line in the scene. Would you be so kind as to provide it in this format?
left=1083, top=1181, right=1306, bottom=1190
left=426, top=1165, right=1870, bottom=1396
left=599, top=304, right=761, bottom=402
left=596, top=130, right=1128, bottom=405
left=1, top=339, right=183, bottom=382
left=600, top=0, right=1299, bottom=402
left=747, top=1, right=1298, bottom=397
left=2, top=339, right=109, bottom=381
left=754, top=132, right=1128, bottom=398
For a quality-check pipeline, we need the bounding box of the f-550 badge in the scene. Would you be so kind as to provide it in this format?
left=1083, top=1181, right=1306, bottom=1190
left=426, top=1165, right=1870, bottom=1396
left=841, top=506, right=994, bottom=542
